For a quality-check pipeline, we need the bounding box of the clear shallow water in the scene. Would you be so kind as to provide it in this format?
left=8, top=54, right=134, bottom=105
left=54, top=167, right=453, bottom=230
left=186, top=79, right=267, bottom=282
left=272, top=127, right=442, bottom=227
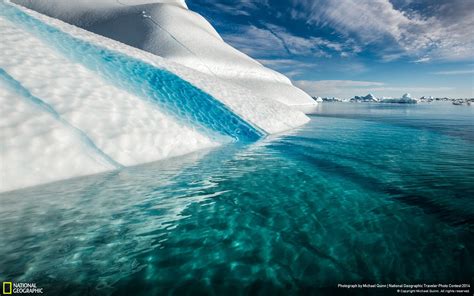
left=1, top=103, right=473, bottom=295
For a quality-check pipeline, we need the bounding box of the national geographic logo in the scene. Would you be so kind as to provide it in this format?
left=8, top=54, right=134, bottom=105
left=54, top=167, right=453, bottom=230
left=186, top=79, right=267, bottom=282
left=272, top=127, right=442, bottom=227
left=2, top=282, right=43, bottom=295
left=2, top=282, right=12, bottom=295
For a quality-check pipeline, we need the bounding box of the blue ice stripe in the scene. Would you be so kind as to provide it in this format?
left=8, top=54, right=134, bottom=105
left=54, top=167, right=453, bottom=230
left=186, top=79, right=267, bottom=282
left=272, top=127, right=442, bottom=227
left=0, top=2, right=266, bottom=142
left=0, top=68, right=123, bottom=169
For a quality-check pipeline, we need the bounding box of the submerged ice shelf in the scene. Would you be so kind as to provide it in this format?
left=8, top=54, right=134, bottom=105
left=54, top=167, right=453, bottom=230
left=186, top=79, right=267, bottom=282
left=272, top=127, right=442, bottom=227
left=0, top=2, right=264, bottom=142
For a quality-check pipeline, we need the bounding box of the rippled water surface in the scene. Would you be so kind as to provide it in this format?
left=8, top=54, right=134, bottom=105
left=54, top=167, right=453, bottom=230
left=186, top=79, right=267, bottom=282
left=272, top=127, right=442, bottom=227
left=1, top=103, right=473, bottom=295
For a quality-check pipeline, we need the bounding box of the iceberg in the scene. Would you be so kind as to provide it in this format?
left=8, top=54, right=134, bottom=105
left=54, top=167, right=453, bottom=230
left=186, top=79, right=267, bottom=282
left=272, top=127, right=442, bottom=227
left=350, top=93, right=378, bottom=102
left=0, top=0, right=311, bottom=192
left=380, top=93, right=418, bottom=104
left=314, top=97, right=324, bottom=103
left=12, top=0, right=317, bottom=111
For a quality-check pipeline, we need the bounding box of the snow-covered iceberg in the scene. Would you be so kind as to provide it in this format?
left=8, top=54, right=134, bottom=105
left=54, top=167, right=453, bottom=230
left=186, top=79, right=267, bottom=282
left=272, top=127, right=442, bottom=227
left=12, top=0, right=316, bottom=110
left=350, top=93, right=378, bottom=102
left=0, top=0, right=311, bottom=192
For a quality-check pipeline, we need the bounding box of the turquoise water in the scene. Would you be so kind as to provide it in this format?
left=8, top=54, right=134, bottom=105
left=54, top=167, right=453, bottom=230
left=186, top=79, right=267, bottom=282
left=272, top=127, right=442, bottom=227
left=0, top=3, right=264, bottom=141
left=1, top=103, right=473, bottom=295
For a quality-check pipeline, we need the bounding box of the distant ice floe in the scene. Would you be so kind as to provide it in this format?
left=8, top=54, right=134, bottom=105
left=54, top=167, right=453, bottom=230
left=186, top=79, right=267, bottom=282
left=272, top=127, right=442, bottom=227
left=350, top=93, right=379, bottom=102
left=315, top=92, right=473, bottom=105
left=379, top=93, right=418, bottom=104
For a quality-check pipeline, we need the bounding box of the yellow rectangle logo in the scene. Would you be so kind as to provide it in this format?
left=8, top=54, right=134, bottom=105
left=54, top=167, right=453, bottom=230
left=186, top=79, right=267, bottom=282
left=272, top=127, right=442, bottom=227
left=3, top=282, right=12, bottom=295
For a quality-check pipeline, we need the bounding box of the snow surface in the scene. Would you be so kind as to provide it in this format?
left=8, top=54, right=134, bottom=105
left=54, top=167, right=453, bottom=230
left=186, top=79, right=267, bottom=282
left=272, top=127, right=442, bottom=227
left=0, top=12, right=217, bottom=191
left=12, top=0, right=317, bottom=110
left=0, top=1, right=310, bottom=192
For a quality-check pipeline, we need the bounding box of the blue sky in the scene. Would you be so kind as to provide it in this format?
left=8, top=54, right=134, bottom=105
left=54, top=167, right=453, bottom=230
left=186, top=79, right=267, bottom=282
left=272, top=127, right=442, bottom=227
left=187, top=0, right=474, bottom=98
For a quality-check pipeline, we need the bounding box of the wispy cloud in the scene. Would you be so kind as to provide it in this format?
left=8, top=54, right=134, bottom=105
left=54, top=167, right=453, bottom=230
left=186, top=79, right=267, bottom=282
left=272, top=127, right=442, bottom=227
left=412, top=56, right=431, bottom=63
left=294, top=80, right=385, bottom=96
left=193, top=0, right=474, bottom=62
left=257, top=58, right=317, bottom=78
left=257, top=58, right=367, bottom=79
left=222, top=24, right=356, bottom=59
left=294, top=79, right=453, bottom=98
left=370, top=86, right=453, bottom=92
left=296, top=80, right=385, bottom=88
left=223, top=25, right=284, bottom=57
left=289, top=0, right=474, bottom=61
left=262, top=24, right=329, bottom=56
left=204, top=0, right=269, bottom=16
left=432, top=69, right=474, bottom=75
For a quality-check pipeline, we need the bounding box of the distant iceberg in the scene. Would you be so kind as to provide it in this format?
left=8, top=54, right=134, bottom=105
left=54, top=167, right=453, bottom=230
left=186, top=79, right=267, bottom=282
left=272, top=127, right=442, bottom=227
left=380, top=93, right=418, bottom=104
left=350, top=93, right=378, bottom=102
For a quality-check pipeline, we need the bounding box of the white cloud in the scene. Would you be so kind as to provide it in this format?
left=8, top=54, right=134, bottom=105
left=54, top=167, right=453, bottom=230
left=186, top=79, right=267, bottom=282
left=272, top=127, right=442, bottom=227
left=263, top=24, right=360, bottom=57
left=371, top=86, right=453, bottom=92
left=296, top=80, right=385, bottom=88
left=257, top=58, right=317, bottom=78
left=264, top=24, right=328, bottom=56
left=223, top=23, right=358, bottom=59
left=223, top=25, right=284, bottom=56
left=381, top=53, right=407, bottom=62
left=290, top=0, right=474, bottom=61
left=208, top=0, right=269, bottom=16
left=202, top=0, right=473, bottom=62
left=412, top=56, right=431, bottom=63
left=256, top=58, right=368, bottom=79
left=432, top=69, right=474, bottom=75
left=294, top=80, right=385, bottom=96
left=294, top=79, right=454, bottom=98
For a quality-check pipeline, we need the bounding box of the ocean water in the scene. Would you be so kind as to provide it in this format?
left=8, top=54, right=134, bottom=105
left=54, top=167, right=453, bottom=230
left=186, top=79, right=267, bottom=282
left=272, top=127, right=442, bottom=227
left=1, top=103, right=473, bottom=295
